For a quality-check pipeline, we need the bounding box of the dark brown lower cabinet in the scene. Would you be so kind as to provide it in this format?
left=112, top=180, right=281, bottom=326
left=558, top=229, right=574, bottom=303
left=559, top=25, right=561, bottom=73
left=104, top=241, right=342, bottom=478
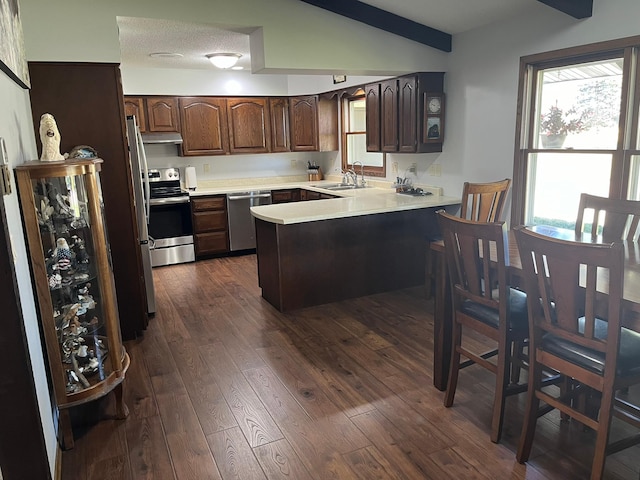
left=272, top=188, right=301, bottom=203
left=192, top=196, right=229, bottom=257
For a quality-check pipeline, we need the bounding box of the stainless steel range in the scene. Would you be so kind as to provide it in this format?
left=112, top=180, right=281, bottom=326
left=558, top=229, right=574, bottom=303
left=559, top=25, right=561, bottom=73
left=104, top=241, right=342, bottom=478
left=147, top=168, right=195, bottom=267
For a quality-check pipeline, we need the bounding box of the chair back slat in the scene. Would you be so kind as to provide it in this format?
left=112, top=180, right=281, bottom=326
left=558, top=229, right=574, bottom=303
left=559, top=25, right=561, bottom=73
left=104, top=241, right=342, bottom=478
left=575, top=193, right=640, bottom=242
left=461, top=179, right=511, bottom=223
left=515, top=226, right=624, bottom=355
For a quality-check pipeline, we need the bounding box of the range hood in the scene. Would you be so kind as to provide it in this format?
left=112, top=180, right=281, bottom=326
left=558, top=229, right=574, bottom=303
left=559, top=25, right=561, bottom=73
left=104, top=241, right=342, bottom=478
left=141, top=132, right=183, bottom=144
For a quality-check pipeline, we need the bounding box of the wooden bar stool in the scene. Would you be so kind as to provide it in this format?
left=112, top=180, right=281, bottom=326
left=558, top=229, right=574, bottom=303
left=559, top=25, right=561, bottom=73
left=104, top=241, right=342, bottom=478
left=437, top=211, right=529, bottom=443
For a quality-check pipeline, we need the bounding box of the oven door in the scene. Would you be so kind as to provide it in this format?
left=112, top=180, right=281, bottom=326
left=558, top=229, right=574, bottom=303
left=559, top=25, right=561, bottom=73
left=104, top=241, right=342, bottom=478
left=148, top=196, right=194, bottom=266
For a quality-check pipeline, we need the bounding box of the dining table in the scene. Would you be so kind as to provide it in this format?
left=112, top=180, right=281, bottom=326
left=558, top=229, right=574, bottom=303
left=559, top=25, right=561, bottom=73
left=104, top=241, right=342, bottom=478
left=431, top=225, right=640, bottom=391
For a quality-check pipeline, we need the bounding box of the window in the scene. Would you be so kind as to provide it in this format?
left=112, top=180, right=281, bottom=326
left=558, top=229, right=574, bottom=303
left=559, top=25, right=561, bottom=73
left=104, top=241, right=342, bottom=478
left=512, top=36, right=640, bottom=228
left=342, top=90, right=385, bottom=176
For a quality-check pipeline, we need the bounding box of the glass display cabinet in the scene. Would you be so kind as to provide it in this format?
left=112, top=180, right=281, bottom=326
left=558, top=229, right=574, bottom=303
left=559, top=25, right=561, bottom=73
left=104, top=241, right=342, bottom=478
left=15, top=158, right=129, bottom=449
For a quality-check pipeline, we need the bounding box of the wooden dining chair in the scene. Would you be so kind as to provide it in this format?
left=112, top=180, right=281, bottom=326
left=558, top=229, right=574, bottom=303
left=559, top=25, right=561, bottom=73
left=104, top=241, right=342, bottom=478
left=426, top=179, right=511, bottom=298
left=575, top=193, right=640, bottom=242
left=514, top=226, right=640, bottom=479
left=460, top=178, right=512, bottom=222
left=437, top=210, right=529, bottom=443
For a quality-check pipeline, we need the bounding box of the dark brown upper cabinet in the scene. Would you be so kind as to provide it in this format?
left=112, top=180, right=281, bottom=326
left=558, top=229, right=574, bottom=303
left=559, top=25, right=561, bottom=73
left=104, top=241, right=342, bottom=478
left=365, top=83, right=381, bottom=152
left=123, top=97, right=146, bottom=132
left=290, top=95, right=338, bottom=152
left=227, top=98, right=271, bottom=154
left=124, top=96, right=179, bottom=132
left=179, top=97, right=229, bottom=156
left=367, top=72, right=445, bottom=153
left=380, top=79, right=399, bottom=152
left=146, top=97, right=180, bottom=132
left=398, top=76, right=418, bottom=152
left=269, top=97, right=290, bottom=152
left=290, top=96, right=318, bottom=151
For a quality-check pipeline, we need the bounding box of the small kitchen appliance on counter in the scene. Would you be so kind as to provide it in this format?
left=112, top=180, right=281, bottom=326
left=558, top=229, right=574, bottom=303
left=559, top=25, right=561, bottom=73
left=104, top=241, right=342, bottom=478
left=147, top=167, right=195, bottom=267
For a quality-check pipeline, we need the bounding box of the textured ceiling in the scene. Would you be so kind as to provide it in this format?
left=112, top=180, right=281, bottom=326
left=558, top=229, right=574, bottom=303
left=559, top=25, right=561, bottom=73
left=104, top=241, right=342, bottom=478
left=117, top=0, right=541, bottom=71
left=117, top=17, right=254, bottom=71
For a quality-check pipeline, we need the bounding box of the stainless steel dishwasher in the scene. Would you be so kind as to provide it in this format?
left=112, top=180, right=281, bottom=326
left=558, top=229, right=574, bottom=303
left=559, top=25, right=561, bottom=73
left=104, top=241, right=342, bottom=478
left=226, top=190, right=272, bottom=251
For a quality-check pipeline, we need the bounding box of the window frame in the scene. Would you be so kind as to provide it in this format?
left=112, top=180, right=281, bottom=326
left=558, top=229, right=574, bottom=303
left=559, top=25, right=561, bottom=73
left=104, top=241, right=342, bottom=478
left=511, top=35, right=640, bottom=226
left=341, top=90, right=386, bottom=177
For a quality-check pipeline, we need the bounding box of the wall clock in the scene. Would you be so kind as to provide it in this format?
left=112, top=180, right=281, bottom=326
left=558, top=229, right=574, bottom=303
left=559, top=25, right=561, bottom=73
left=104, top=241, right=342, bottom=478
left=424, top=92, right=445, bottom=143
left=427, top=96, right=442, bottom=114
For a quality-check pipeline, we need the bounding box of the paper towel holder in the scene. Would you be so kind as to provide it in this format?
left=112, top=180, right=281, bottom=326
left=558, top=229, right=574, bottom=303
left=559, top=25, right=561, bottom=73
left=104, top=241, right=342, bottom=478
left=185, top=165, right=197, bottom=191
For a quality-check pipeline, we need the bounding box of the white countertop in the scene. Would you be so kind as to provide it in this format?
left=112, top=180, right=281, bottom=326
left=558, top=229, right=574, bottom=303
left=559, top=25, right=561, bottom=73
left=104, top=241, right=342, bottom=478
left=188, top=179, right=460, bottom=225
left=255, top=187, right=459, bottom=225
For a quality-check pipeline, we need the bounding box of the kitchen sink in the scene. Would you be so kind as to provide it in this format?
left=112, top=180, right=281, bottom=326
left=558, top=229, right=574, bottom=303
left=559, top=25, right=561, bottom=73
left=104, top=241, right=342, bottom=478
left=311, top=183, right=372, bottom=191
left=325, top=185, right=358, bottom=190
left=310, top=183, right=343, bottom=189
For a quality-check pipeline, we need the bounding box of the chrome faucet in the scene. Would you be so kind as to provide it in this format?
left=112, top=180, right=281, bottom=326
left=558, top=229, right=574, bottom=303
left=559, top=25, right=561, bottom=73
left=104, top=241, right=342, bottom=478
left=352, top=161, right=366, bottom=188
left=344, top=169, right=357, bottom=186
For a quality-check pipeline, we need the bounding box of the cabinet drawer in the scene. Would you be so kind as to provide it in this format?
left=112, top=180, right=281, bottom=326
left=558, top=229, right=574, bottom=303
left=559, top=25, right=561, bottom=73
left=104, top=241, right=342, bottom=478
left=195, top=231, right=228, bottom=255
left=193, top=210, right=227, bottom=232
left=192, top=196, right=226, bottom=212
left=272, top=189, right=300, bottom=203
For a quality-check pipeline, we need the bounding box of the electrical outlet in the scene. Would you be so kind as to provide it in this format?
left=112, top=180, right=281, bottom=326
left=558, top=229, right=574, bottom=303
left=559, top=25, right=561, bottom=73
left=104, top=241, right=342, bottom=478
left=290, top=158, right=298, bottom=167
left=428, top=164, right=442, bottom=177
left=391, top=162, right=398, bottom=174
left=409, top=163, right=418, bottom=174
left=203, top=163, right=210, bottom=173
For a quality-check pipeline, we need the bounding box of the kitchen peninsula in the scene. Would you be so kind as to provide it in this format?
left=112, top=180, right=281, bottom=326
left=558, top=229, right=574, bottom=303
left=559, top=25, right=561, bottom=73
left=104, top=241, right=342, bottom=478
left=251, top=185, right=460, bottom=311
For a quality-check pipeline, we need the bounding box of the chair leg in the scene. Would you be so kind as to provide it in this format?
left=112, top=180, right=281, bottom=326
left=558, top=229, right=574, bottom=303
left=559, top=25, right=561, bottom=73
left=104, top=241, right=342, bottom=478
left=517, top=360, right=542, bottom=463
left=425, top=245, right=433, bottom=299
left=590, top=390, right=615, bottom=480
left=510, top=340, right=524, bottom=385
left=491, top=342, right=511, bottom=443
left=444, top=320, right=462, bottom=408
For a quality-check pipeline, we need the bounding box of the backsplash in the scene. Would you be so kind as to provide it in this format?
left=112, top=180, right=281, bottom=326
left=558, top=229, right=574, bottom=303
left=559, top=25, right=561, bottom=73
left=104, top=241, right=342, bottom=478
left=141, top=144, right=445, bottom=195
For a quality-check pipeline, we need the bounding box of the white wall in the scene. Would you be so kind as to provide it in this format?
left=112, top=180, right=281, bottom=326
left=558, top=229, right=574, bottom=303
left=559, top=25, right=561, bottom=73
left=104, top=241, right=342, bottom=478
left=0, top=72, right=56, bottom=477
left=437, top=0, right=640, bottom=213
left=20, top=0, right=447, bottom=75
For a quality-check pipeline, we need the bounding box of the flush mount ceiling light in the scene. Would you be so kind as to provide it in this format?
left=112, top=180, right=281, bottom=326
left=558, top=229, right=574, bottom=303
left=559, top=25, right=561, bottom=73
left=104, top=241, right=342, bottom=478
left=149, top=52, right=183, bottom=58
left=206, top=53, right=242, bottom=69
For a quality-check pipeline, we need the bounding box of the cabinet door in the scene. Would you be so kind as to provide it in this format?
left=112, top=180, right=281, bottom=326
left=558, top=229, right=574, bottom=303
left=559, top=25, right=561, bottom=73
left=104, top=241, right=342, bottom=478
left=124, top=97, right=146, bottom=132
left=147, top=97, right=179, bottom=132
left=380, top=79, right=399, bottom=152
left=365, top=84, right=381, bottom=152
left=227, top=98, right=271, bottom=154
left=179, top=97, right=229, bottom=156
left=195, top=231, right=228, bottom=255
left=290, top=95, right=319, bottom=151
left=269, top=97, right=290, bottom=152
left=398, top=76, right=417, bottom=153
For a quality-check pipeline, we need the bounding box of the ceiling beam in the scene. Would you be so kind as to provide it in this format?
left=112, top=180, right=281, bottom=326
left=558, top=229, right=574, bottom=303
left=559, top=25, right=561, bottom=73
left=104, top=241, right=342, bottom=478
left=537, top=0, right=593, bottom=19
left=299, top=0, right=452, bottom=52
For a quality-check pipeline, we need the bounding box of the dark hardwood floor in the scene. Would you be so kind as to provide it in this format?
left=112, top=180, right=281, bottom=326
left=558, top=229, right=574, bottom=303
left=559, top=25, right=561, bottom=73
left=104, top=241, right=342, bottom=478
left=61, top=254, right=640, bottom=479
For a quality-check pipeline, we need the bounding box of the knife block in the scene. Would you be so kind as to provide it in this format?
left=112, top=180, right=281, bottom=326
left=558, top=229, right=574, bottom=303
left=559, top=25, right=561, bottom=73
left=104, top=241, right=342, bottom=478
left=308, top=167, right=323, bottom=181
